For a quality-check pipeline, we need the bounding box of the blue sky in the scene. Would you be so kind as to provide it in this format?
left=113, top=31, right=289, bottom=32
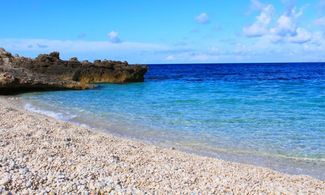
left=1, top=0, right=325, bottom=63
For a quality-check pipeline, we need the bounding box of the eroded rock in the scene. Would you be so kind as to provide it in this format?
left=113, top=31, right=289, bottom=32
left=0, top=48, right=147, bottom=94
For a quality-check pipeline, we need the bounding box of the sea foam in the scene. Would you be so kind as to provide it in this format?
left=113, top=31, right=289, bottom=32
left=24, top=103, right=77, bottom=121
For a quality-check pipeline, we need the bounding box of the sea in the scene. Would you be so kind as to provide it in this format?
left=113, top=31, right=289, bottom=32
left=20, top=63, right=325, bottom=179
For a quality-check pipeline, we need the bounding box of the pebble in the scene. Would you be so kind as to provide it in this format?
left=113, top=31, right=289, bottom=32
left=0, top=98, right=324, bottom=194
left=0, top=175, right=11, bottom=186
left=25, top=180, right=32, bottom=188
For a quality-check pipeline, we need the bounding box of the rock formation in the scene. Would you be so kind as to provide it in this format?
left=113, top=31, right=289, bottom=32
left=0, top=48, right=147, bottom=94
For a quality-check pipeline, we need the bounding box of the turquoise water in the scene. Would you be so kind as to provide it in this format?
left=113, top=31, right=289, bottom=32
left=21, top=63, right=325, bottom=178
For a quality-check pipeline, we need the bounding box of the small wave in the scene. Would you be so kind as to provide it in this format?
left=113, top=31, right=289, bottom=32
left=24, top=103, right=77, bottom=121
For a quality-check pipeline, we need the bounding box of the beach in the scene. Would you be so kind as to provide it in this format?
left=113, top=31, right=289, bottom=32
left=2, top=0, right=325, bottom=193
left=0, top=97, right=324, bottom=194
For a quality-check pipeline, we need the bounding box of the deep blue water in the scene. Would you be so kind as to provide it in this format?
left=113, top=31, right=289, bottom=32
left=21, top=63, right=325, bottom=178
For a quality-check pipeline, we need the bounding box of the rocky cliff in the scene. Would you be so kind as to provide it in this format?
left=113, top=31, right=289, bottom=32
left=0, top=48, right=147, bottom=94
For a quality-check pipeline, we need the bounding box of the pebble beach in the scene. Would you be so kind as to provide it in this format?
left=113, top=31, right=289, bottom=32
left=0, top=97, right=324, bottom=194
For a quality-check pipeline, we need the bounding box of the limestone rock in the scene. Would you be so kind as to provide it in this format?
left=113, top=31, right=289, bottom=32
left=0, top=48, right=147, bottom=94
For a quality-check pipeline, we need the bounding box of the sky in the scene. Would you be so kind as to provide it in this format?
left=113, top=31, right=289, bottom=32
left=1, top=0, right=325, bottom=64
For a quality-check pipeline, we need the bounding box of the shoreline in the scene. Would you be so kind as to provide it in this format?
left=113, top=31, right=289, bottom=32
left=0, top=96, right=324, bottom=193
left=19, top=96, right=325, bottom=180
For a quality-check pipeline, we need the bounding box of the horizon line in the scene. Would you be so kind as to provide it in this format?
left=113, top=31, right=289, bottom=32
left=145, top=61, right=325, bottom=65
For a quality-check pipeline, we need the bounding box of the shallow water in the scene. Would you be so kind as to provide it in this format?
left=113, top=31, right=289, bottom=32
left=21, top=63, right=325, bottom=179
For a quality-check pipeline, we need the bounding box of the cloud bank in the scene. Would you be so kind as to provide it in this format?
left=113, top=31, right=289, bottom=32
left=243, top=0, right=323, bottom=45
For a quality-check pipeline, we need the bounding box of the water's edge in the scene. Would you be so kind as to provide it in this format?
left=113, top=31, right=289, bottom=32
left=20, top=98, right=325, bottom=180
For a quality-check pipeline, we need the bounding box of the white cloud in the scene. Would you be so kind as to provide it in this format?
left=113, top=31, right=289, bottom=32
left=281, top=0, right=297, bottom=9
left=271, top=15, right=296, bottom=36
left=0, top=38, right=174, bottom=63
left=163, top=51, right=220, bottom=62
left=107, top=31, right=122, bottom=43
left=269, top=7, right=312, bottom=44
left=0, top=38, right=169, bottom=53
left=250, top=0, right=264, bottom=10
left=243, top=4, right=274, bottom=37
left=195, top=13, right=210, bottom=24
left=270, top=7, right=302, bottom=36
left=36, top=43, right=48, bottom=48
left=286, top=28, right=312, bottom=43
left=165, top=55, right=176, bottom=61
left=315, top=17, right=325, bottom=26
left=244, top=3, right=313, bottom=44
left=310, top=31, right=325, bottom=45
left=190, top=54, right=211, bottom=61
